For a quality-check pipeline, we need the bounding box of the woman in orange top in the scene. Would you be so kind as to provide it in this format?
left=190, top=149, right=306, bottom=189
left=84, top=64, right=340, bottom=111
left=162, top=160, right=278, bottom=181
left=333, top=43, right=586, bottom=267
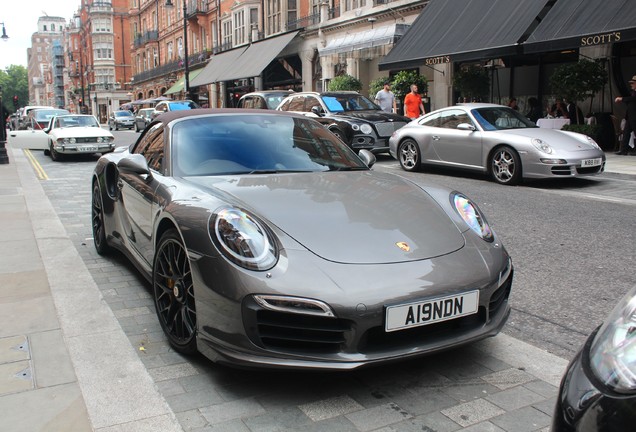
left=404, top=84, right=425, bottom=119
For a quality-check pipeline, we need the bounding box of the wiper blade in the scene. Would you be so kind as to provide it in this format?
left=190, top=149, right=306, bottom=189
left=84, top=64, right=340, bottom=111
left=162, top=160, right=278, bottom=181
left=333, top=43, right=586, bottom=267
left=329, top=166, right=368, bottom=171
left=247, top=169, right=315, bottom=175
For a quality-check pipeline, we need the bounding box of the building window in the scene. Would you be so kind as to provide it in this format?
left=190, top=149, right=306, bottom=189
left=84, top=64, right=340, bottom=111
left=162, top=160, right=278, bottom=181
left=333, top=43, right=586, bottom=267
left=287, top=0, right=297, bottom=26
left=51, top=24, right=55, bottom=31
left=222, top=19, right=232, bottom=48
left=153, top=48, right=158, bottom=67
left=94, top=44, right=113, bottom=60
left=43, top=25, right=47, bottom=31
left=234, top=10, right=245, bottom=46
left=344, top=0, right=366, bottom=11
left=178, top=37, right=183, bottom=59
left=167, top=41, right=173, bottom=61
left=94, top=18, right=112, bottom=33
left=266, top=0, right=281, bottom=35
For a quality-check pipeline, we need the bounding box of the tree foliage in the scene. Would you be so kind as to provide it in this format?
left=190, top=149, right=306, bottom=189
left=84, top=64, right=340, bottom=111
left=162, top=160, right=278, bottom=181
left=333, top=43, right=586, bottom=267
left=452, top=65, right=490, bottom=101
left=328, top=74, right=362, bottom=92
left=391, top=70, right=427, bottom=102
left=368, top=76, right=389, bottom=100
left=0, top=65, right=29, bottom=112
left=549, top=59, right=608, bottom=103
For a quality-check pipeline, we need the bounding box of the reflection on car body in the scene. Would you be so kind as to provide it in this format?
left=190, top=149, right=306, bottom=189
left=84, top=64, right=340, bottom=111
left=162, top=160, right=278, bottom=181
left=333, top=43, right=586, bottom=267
left=552, top=285, right=636, bottom=431
left=91, top=109, right=512, bottom=370
left=389, top=103, right=606, bottom=185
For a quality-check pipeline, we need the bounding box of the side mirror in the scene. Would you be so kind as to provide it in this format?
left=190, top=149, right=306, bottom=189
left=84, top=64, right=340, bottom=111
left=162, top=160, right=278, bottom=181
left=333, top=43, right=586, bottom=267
left=357, top=149, right=376, bottom=168
left=457, top=123, right=476, bottom=131
left=117, top=153, right=151, bottom=176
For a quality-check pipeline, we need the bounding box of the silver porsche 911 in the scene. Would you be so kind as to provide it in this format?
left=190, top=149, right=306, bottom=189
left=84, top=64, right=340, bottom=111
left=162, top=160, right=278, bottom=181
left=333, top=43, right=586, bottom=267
left=389, top=103, right=606, bottom=185
left=91, top=109, right=512, bottom=370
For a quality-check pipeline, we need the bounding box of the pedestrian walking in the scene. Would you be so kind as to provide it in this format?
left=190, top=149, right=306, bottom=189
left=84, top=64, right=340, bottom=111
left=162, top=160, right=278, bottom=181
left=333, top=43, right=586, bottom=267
left=374, top=81, right=396, bottom=113
left=615, top=74, right=636, bottom=155
left=403, top=84, right=425, bottom=119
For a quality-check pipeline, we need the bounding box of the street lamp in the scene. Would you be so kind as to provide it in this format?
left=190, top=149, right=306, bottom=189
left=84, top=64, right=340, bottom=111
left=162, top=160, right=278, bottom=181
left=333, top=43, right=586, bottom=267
left=0, top=22, right=8, bottom=41
left=165, top=0, right=190, bottom=99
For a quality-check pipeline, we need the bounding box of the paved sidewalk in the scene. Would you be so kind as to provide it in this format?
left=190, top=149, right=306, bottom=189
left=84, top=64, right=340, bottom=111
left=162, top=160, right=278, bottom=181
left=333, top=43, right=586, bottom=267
left=1, top=145, right=634, bottom=432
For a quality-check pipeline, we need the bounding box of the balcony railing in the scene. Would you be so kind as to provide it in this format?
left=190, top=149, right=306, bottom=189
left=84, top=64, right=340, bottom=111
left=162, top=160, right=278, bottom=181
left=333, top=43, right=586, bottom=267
left=286, top=12, right=320, bottom=31
left=133, top=30, right=160, bottom=48
left=186, top=0, right=208, bottom=18
left=132, top=48, right=212, bottom=84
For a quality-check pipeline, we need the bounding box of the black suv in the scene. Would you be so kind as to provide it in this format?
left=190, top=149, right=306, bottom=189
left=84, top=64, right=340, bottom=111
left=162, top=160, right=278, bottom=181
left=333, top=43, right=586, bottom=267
left=276, top=91, right=410, bottom=153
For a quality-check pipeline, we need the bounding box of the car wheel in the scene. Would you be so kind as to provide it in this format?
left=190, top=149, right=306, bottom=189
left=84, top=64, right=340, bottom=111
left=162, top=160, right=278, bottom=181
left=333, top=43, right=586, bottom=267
left=49, top=142, right=63, bottom=161
left=490, top=145, right=521, bottom=185
left=91, top=181, right=112, bottom=255
left=153, top=229, right=198, bottom=355
left=115, top=123, right=119, bottom=131
left=398, top=139, right=421, bottom=172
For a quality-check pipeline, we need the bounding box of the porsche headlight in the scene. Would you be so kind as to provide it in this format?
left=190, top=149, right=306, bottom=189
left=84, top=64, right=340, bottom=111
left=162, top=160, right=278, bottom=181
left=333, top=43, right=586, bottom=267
left=532, top=138, right=553, bottom=154
left=451, top=193, right=494, bottom=242
left=586, top=136, right=601, bottom=150
left=589, top=285, right=636, bottom=394
left=209, top=207, right=278, bottom=271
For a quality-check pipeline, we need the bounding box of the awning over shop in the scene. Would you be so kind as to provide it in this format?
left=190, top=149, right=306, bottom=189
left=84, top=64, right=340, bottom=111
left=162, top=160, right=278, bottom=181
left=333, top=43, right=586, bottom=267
left=189, top=47, right=248, bottom=87
left=379, top=0, right=550, bottom=71
left=214, top=31, right=299, bottom=83
left=319, top=24, right=409, bottom=56
left=164, top=68, right=204, bottom=95
left=523, top=0, right=636, bottom=53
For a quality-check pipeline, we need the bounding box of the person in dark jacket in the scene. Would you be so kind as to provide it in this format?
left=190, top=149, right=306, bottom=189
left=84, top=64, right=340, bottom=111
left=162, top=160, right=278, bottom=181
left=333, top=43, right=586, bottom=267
left=615, top=75, right=636, bottom=155
left=565, top=98, right=584, bottom=125
left=525, top=97, right=543, bottom=123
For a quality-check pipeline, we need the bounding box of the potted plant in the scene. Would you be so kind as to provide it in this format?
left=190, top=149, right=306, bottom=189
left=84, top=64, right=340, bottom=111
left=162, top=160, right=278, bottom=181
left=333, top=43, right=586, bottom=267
left=549, top=59, right=607, bottom=124
left=327, top=74, right=362, bottom=92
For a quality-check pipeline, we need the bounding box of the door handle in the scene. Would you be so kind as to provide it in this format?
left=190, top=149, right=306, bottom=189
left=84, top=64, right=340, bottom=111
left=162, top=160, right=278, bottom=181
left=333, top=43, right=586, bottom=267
left=432, top=135, right=440, bottom=141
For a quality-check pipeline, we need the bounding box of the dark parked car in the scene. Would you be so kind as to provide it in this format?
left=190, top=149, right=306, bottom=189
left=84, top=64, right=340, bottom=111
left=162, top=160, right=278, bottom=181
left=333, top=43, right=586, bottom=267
left=552, top=285, right=636, bottom=431
left=134, top=108, right=155, bottom=132
left=90, top=109, right=512, bottom=370
left=108, top=110, right=136, bottom=130
left=27, top=108, right=70, bottom=130
left=151, top=100, right=199, bottom=119
left=238, top=91, right=293, bottom=109
left=276, top=91, right=411, bottom=154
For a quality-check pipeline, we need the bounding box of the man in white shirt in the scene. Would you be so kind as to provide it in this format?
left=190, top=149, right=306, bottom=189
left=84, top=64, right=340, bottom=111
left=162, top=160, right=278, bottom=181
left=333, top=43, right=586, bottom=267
left=374, top=82, right=396, bottom=113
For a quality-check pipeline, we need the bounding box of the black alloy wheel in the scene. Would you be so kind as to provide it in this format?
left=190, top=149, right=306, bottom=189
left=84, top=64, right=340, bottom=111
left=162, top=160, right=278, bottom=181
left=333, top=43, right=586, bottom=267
left=91, top=181, right=112, bottom=255
left=153, top=229, right=198, bottom=354
left=398, top=139, right=421, bottom=172
left=490, top=145, right=521, bottom=185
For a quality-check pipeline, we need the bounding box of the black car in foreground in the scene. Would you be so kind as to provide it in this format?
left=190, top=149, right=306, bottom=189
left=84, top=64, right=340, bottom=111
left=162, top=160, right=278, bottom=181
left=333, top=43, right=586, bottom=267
left=552, top=285, right=636, bottom=430
left=276, top=91, right=410, bottom=154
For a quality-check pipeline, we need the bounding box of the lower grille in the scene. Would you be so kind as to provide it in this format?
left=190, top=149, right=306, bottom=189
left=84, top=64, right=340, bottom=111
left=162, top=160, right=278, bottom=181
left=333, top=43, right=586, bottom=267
left=243, top=299, right=353, bottom=354
left=375, top=122, right=407, bottom=137
left=576, top=165, right=603, bottom=175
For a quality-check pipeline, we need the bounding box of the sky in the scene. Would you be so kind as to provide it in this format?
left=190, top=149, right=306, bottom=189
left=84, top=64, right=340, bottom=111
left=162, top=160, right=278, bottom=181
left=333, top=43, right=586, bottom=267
left=0, top=0, right=80, bottom=71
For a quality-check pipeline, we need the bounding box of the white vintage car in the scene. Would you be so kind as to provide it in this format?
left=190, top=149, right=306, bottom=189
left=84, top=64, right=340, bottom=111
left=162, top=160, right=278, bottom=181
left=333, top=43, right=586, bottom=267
left=9, top=114, right=115, bottom=161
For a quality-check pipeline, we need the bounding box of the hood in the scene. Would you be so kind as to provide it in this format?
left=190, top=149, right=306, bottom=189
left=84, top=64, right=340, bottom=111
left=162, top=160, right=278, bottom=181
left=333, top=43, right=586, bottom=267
left=188, top=171, right=465, bottom=264
left=495, top=127, right=594, bottom=151
left=53, top=127, right=114, bottom=138
left=334, top=110, right=410, bottom=123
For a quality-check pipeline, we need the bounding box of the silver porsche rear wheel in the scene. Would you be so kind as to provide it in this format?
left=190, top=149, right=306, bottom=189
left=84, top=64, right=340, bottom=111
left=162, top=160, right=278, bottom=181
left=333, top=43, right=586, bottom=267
left=490, top=145, right=521, bottom=185
left=153, top=229, right=197, bottom=354
left=398, top=139, right=421, bottom=172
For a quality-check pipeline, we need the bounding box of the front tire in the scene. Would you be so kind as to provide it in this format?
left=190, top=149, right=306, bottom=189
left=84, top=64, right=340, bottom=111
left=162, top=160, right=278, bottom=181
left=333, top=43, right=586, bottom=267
left=50, top=142, right=63, bottom=161
left=91, top=181, right=112, bottom=255
left=398, top=139, right=421, bottom=172
left=490, top=145, right=521, bottom=185
left=153, top=229, right=198, bottom=355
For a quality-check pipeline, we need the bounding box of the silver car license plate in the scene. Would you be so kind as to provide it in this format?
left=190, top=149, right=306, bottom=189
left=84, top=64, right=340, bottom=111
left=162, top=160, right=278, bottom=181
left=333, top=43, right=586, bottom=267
left=385, top=290, right=479, bottom=332
left=581, top=158, right=602, bottom=167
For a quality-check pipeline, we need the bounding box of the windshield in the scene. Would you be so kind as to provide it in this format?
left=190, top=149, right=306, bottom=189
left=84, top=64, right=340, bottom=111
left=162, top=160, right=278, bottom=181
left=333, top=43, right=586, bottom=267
left=264, top=95, right=288, bottom=109
left=172, top=114, right=368, bottom=176
left=115, top=111, right=134, bottom=117
left=471, top=107, right=538, bottom=131
left=322, top=94, right=380, bottom=113
left=56, top=115, right=100, bottom=128
left=169, top=101, right=199, bottom=110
